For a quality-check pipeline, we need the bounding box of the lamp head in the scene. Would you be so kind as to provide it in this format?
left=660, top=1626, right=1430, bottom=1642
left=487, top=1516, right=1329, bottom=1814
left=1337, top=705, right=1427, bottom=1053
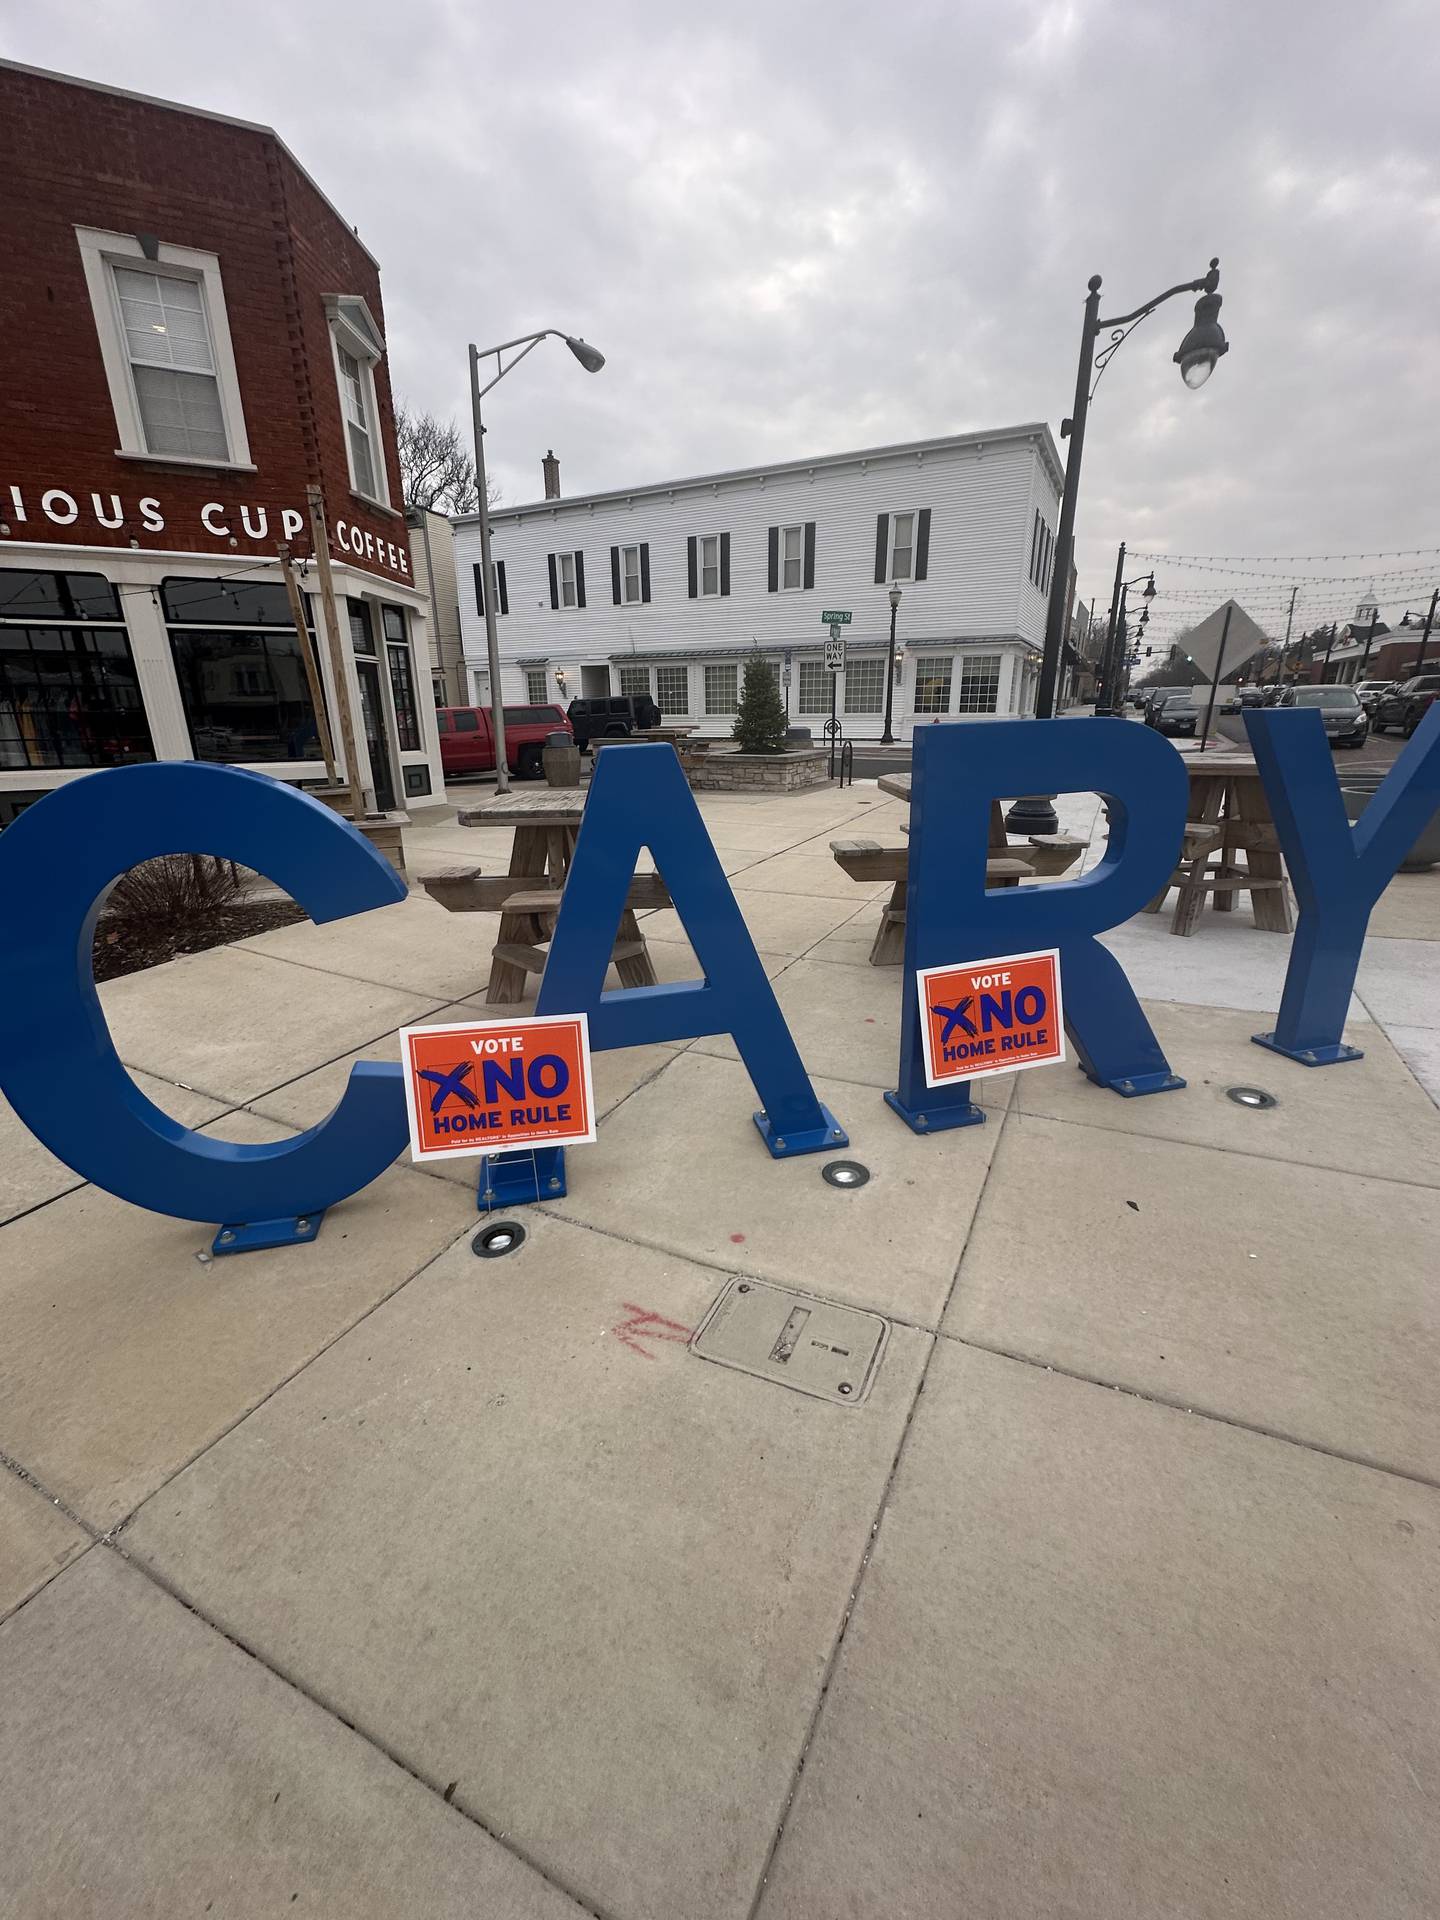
left=1174, top=286, right=1228, bottom=390
left=564, top=335, right=606, bottom=373
left=888, top=581, right=902, bottom=611
left=1142, top=573, right=1156, bottom=600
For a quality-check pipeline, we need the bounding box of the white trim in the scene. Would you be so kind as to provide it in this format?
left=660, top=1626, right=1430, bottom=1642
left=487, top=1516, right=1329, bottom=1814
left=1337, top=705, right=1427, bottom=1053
left=328, top=304, right=390, bottom=509
left=74, top=226, right=252, bottom=467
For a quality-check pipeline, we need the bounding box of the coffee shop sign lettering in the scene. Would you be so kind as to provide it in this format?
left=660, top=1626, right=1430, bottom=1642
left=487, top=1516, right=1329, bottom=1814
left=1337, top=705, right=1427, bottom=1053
left=1, top=481, right=410, bottom=577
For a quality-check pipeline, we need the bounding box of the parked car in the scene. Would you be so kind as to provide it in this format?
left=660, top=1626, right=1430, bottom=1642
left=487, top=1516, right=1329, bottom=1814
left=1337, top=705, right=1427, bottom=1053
left=1353, top=678, right=1395, bottom=717
left=1372, top=673, right=1440, bottom=737
left=1154, top=695, right=1203, bottom=737
left=1276, top=684, right=1369, bottom=747
left=566, top=693, right=663, bottom=750
left=435, top=703, right=572, bottom=780
left=1237, top=687, right=1266, bottom=708
left=1142, top=685, right=1193, bottom=726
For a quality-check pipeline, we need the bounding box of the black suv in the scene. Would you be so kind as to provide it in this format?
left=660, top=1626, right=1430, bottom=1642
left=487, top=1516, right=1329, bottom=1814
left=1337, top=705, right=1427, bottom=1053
left=566, top=694, right=663, bottom=750
left=1373, top=673, right=1440, bottom=738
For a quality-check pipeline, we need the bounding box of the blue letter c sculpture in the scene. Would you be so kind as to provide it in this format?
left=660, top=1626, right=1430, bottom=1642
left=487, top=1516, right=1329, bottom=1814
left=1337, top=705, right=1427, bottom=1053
left=0, top=763, right=409, bottom=1242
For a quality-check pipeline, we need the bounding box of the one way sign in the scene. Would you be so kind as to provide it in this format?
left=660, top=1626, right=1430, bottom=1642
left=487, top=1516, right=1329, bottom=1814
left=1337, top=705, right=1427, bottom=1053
left=917, top=948, right=1064, bottom=1088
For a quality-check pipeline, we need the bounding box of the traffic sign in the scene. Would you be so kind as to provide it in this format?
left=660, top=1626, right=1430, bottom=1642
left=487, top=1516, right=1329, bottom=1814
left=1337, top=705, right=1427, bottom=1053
left=824, top=630, right=846, bottom=672
left=399, top=1012, right=596, bottom=1162
left=916, top=949, right=1064, bottom=1089
left=820, top=610, right=851, bottom=625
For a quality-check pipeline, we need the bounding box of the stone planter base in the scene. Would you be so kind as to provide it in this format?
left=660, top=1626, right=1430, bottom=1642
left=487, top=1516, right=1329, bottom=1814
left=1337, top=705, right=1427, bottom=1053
left=687, top=748, right=831, bottom=794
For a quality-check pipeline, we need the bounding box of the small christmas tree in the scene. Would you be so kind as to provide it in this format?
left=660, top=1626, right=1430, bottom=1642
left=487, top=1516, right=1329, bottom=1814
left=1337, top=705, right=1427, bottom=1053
left=733, top=656, right=788, bottom=753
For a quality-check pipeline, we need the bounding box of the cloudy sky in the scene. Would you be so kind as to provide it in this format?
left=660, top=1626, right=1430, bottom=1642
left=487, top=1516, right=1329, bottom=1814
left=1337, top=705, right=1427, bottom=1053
left=9, top=0, right=1440, bottom=643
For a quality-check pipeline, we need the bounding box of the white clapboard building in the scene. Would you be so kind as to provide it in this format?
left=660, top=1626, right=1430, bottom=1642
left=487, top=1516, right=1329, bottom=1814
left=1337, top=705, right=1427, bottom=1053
left=451, top=425, right=1064, bottom=739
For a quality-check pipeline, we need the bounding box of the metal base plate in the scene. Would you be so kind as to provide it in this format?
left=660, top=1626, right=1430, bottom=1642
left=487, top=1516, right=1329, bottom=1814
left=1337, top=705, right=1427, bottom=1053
left=690, top=1278, right=888, bottom=1405
left=477, top=1146, right=567, bottom=1211
left=212, top=1211, right=324, bottom=1255
left=1252, top=1032, right=1365, bottom=1068
left=883, top=1088, right=986, bottom=1134
left=1082, top=1068, right=1187, bottom=1098
left=751, top=1104, right=849, bottom=1159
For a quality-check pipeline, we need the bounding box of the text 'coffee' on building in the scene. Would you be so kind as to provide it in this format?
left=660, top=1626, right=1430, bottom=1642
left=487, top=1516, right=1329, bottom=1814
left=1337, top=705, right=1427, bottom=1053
left=451, top=428, right=1068, bottom=738
left=0, top=59, right=445, bottom=824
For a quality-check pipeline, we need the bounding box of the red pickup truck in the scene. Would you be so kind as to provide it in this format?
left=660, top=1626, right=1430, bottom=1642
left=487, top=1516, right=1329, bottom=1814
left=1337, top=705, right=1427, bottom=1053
left=435, top=703, right=572, bottom=781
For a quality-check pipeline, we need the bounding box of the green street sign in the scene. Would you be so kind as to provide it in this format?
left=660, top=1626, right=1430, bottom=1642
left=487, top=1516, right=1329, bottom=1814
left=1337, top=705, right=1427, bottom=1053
left=820, top=610, right=851, bottom=625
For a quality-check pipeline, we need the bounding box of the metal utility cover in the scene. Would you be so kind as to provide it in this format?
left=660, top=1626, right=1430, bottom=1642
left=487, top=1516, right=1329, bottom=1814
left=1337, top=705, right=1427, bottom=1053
left=690, top=1279, right=889, bottom=1405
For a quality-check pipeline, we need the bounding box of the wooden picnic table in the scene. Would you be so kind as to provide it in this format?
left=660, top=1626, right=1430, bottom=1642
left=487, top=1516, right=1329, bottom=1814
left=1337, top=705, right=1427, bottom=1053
left=837, top=773, right=1087, bottom=964
left=424, top=787, right=670, bottom=1003
left=1146, top=753, right=1292, bottom=935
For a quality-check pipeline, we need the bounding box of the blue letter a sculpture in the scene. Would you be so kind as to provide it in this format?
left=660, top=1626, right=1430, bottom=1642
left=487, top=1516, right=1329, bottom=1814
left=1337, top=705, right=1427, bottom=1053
left=536, top=744, right=846, bottom=1156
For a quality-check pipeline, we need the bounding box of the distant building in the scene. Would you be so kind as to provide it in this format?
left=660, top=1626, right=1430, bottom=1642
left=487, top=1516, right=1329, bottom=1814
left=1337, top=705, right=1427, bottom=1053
left=408, top=507, right=464, bottom=706
left=451, top=427, right=1065, bottom=738
left=0, top=59, right=444, bottom=823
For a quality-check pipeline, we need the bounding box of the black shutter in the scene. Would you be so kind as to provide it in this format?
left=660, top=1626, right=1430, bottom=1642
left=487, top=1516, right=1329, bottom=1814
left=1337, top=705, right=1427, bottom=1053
left=610, top=545, right=622, bottom=604
left=767, top=526, right=779, bottom=593
left=687, top=535, right=698, bottom=599
left=719, top=531, right=730, bottom=596
left=803, top=521, right=816, bottom=589
left=574, top=551, right=586, bottom=608
left=547, top=554, right=559, bottom=610
left=1029, top=511, right=1041, bottom=586
left=915, top=509, right=931, bottom=581
left=473, top=562, right=485, bottom=616
left=874, top=513, right=889, bottom=584
left=640, top=543, right=651, bottom=602
left=497, top=561, right=508, bottom=616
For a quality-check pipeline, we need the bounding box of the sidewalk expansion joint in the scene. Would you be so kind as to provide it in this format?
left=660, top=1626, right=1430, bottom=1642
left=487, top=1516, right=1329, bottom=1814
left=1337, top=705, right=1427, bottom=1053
left=103, top=1539, right=607, bottom=1920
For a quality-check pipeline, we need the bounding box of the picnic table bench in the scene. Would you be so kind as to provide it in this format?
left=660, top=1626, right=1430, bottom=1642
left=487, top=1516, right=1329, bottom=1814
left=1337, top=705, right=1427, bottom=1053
left=422, top=787, right=671, bottom=1003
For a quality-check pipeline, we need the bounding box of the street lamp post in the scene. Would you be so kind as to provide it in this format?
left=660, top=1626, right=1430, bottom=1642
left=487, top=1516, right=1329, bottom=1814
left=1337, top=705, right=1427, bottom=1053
left=1094, top=546, right=1155, bottom=716
left=1034, top=258, right=1229, bottom=722
left=468, top=329, right=605, bottom=793
left=881, top=582, right=902, bottom=744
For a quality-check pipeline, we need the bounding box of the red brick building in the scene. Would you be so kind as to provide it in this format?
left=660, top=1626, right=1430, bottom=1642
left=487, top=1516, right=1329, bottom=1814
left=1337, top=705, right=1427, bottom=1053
left=0, top=59, right=443, bottom=818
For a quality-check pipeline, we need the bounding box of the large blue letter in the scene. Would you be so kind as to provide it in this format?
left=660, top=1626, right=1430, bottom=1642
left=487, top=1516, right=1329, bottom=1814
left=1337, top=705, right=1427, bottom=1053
left=889, top=718, right=1189, bottom=1131
left=0, top=764, right=409, bottom=1248
left=535, top=744, right=846, bottom=1156
left=1246, top=701, right=1440, bottom=1066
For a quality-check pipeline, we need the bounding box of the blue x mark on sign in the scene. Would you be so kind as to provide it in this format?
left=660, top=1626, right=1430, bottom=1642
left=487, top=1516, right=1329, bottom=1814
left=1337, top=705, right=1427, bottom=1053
left=932, top=999, right=976, bottom=1043
left=417, top=1062, right=478, bottom=1113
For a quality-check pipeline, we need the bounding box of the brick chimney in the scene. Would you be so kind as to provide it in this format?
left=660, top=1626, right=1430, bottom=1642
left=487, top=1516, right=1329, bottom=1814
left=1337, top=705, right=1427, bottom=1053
left=542, top=449, right=561, bottom=500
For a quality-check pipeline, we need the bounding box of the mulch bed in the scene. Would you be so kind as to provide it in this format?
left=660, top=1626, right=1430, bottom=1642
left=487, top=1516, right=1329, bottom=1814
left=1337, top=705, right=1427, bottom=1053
left=93, top=899, right=307, bottom=983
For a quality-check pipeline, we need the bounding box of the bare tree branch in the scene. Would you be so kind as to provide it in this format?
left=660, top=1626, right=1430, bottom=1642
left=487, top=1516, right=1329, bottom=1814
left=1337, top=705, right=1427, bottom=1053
left=394, top=402, right=501, bottom=515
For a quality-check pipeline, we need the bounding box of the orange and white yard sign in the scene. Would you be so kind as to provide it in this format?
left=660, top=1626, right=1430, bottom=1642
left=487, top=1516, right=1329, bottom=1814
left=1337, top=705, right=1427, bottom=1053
left=917, top=947, right=1065, bottom=1089
left=398, top=1012, right=596, bottom=1163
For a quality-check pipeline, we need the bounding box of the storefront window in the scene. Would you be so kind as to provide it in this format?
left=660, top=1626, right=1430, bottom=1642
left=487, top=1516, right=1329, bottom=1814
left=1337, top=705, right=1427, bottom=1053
left=0, top=569, right=153, bottom=771
left=160, top=578, right=297, bottom=626
left=348, top=599, right=376, bottom=654
left=166, top=575, right=324, bottom=764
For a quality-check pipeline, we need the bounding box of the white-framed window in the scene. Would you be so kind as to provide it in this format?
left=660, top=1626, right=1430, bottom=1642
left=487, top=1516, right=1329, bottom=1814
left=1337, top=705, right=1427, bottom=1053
left=325, top=295, right=390, bottom=507
left=957, top=653, right=1002, bottom=713
left=699, top=534, right=721, bottom=597
left=622, top=545, right=643, bottom=603
left=705, top=663, right=739, bottom=714
left=558, top=552, right=579, bottom=608
left=780, top=524, right=804, bottom=590
left=913, top=658, right=952, bottom=714
left=618, top=664, right=651, bottom=698
left=75, top=227, right=252, bottom=467
left=843, top=658, right=886, bottom=715
left=525, top=667, right=549, bottom=703
left=889, top=511, right=916, bottom=582
left=655, top=664, right=689, bottom=713
left=798, top=659, right=831, bottom=715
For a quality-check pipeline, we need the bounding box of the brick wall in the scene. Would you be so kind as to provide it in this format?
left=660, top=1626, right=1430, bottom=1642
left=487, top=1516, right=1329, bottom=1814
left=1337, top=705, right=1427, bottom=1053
left=0, top=63, right=407, bottom=580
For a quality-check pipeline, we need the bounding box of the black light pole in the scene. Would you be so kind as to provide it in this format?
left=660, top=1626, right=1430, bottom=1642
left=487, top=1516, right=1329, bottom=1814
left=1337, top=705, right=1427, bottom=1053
left=1360, top=610, right=1380, bottom=675
left=881, top=582, right=901, bottom=744
left=1096, top=557, right=1155, bottom=716
left=1321, top=622, right=1339, bottom=681
left=1033, top=257, right=1229, bottom=722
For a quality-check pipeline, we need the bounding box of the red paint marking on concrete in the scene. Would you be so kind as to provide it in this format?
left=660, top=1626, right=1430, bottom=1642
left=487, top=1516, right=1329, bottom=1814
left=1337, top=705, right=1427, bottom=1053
left=612, top=1302, right=694, bottom=1359
left=729, top=1233, right=746, bottom=1244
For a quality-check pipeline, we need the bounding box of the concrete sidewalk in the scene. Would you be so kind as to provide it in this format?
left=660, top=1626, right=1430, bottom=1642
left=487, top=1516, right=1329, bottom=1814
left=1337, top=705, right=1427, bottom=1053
left=2, top=779, right=1439, bottom=1919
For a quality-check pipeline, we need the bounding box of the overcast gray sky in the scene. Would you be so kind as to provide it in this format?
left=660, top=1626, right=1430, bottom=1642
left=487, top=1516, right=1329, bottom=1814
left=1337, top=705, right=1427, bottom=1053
left=8, top=0, right=1440, bottom=642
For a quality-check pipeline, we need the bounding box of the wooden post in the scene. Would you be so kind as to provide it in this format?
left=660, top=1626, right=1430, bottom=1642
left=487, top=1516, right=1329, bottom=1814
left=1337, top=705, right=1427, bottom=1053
left=306, top=485, right=367, bottom=819
left=277, top=544, right=337, bottom=785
